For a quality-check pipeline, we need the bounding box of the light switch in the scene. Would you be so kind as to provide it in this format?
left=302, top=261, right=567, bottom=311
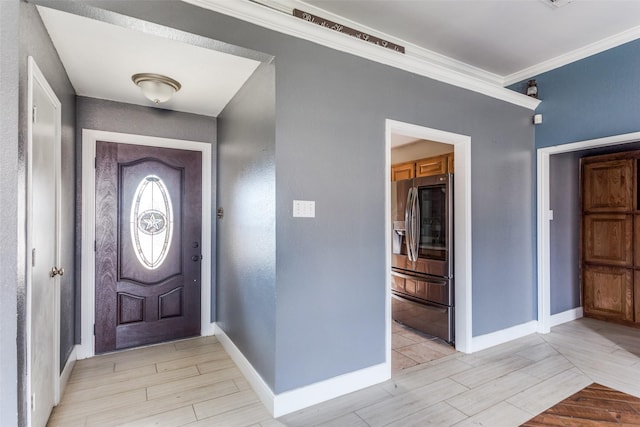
left=293, top=200, right=315, bottom=218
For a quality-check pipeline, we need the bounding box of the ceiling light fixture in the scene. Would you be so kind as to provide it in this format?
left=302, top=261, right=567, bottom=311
left=131, top=73, right=181, bottom=104
left=541, top=0, right=574, bottom=9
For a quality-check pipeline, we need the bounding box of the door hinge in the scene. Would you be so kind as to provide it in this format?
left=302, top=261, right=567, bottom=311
left=94, top=240, right=96, bottom=252
left=94, top=157, right=97, bottom=169
left=93, top=324, right=96, bottom=335
left=31, top=248, right=36, bottom=267
left=31, top=393, right=35, bottom=412
left=32, top=106, right=37, bottom=124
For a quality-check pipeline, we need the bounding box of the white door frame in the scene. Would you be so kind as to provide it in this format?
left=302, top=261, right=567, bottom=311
left=78, top=129, right=213, bottom=359
left=385, top=119, right=473, bottom=358
left=536, top=131, right=640, bottom=333
left=26, top=56, right=62, bottom=424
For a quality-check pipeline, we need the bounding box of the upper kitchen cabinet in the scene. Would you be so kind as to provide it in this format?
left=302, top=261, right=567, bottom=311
left=391, top=161, right=415, bottom=181
left=391, top=153, right=453, bottom=182
left=416, top=154, right=448, bottom=177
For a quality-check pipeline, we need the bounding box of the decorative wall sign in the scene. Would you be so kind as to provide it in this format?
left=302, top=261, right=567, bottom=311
left=293, top=9, right=405, bottom=54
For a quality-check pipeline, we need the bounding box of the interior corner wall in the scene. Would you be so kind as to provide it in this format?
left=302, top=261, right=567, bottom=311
left=216, top=62, right=277, bottom=389
left=79, top=0, right=536, bottom=395
left=75, top=96, right=218, bottom=328
left=0, top=1, right=20, bottom=425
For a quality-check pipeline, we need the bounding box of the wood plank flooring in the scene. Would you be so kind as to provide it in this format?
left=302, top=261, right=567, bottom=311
left=521, top=383, right=640, bottom=426
left=48, top=318, right=640, bottom=426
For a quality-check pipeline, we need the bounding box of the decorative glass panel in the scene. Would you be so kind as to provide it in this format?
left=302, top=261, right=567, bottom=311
left=130, top=175, right=173, bottom=269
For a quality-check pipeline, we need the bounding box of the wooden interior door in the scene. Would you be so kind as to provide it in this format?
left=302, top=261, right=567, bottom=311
left=582, top=155, right=636, bottom=324
left=95, top=142, right=202, bottom=353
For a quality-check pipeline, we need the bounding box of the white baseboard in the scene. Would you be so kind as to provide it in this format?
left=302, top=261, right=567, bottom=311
left=213, top=324, right=276, bottom=415
left=471, top=320, right=538, bottom=353
left=59, top=345, right=77, bottom=401
left=201, top=322, right=216, bottom=337
left=273, top=361, right=389, bottom=417
left=550, top=307, right=583, bottom=328
left=214, top=323, right=390, bottom=418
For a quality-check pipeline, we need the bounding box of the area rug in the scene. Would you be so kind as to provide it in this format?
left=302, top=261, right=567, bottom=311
left=521, top=383, right=640, bottom=426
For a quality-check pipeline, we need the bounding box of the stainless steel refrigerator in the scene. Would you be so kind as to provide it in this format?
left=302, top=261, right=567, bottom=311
left=391, top=173, right=454, bottom=343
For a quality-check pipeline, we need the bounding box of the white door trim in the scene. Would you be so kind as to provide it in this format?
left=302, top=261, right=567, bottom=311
left=385, top=119, right=473, bottom=355
left=536, top=131, right=640, bottom=333
left=26, top=56, right=63, bottom=425
left=78, top=129, right=213, bottom=359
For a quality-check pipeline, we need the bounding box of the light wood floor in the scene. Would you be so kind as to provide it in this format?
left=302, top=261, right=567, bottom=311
left=391, top=322, right=457, bottom=372
left=49, top=318, right=640, bottom=426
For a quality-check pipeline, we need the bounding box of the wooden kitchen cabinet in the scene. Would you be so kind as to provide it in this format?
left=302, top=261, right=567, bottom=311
left=391, top=153, right=454, bottom=181
left=416, top=154, right=448, bottom=177
left=391, top=161, right=415, bottom=181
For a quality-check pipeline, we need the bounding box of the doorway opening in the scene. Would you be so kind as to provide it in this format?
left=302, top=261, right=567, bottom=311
left=537, top=131, right=640, bottom=333
left=385, top=119, right=472, bottom=376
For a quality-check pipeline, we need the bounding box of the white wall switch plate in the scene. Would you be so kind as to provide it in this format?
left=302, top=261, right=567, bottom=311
left=293, top=200, right=315, bottom=218
left=533, top=113, right=543, bottom=125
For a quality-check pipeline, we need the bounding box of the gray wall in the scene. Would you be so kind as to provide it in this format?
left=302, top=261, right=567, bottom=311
left=217, top=62, right=276, bottom=388
left=0, top=1, right=20, bottom=424
left=75, top=96, right=218, bottom=330
left=272, top=44, right=535, bottom=391
left=549, top=152, right=581, bottom=314
left=77, top=0, right=536, bottom=394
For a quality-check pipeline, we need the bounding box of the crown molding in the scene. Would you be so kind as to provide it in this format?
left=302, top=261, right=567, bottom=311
left=183, top=0, right=540, bottom=110
left=264, top=0, right=504, bottom=86
left=504, top=24, right=640, bottom=86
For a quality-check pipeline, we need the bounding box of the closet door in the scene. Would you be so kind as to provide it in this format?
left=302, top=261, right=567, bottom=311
left=582, top=156, right=635, bottom=324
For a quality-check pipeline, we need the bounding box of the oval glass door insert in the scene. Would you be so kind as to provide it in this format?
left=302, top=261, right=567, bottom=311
left=130, top=175, right=173, bottom=269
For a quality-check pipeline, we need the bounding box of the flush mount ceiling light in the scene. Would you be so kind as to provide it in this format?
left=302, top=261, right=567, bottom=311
left=541, top=0, right=574, bottom=8
left=131, top=73, right=181, bottom=104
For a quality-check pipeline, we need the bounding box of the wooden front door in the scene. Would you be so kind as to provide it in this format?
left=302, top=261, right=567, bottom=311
left=95, top=141, right=202, bottom=354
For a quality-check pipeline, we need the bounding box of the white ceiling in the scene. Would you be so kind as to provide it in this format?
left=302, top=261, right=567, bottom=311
left=37, top=6, right=261, bottom=117
left=301, top=0, right=640, bottom=81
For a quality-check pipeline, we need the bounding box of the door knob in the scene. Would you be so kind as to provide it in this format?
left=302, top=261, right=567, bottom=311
left=191, top=255, right=202, bottom=262
left=50, top=267, right=64, bottom=277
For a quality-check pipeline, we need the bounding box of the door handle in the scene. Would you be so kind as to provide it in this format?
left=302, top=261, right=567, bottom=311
left=405, top=188, right=414, bottom=262
left=50, top=267, right=64, bottom=277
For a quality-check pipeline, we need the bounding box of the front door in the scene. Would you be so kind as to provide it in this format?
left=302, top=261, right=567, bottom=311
left=95, top=142, right=202, bottom=354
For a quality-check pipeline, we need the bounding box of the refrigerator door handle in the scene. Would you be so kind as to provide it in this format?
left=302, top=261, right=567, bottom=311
left=413, top=186, right=420, bottom=262
left=404, top=188, right=414, bottom=262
